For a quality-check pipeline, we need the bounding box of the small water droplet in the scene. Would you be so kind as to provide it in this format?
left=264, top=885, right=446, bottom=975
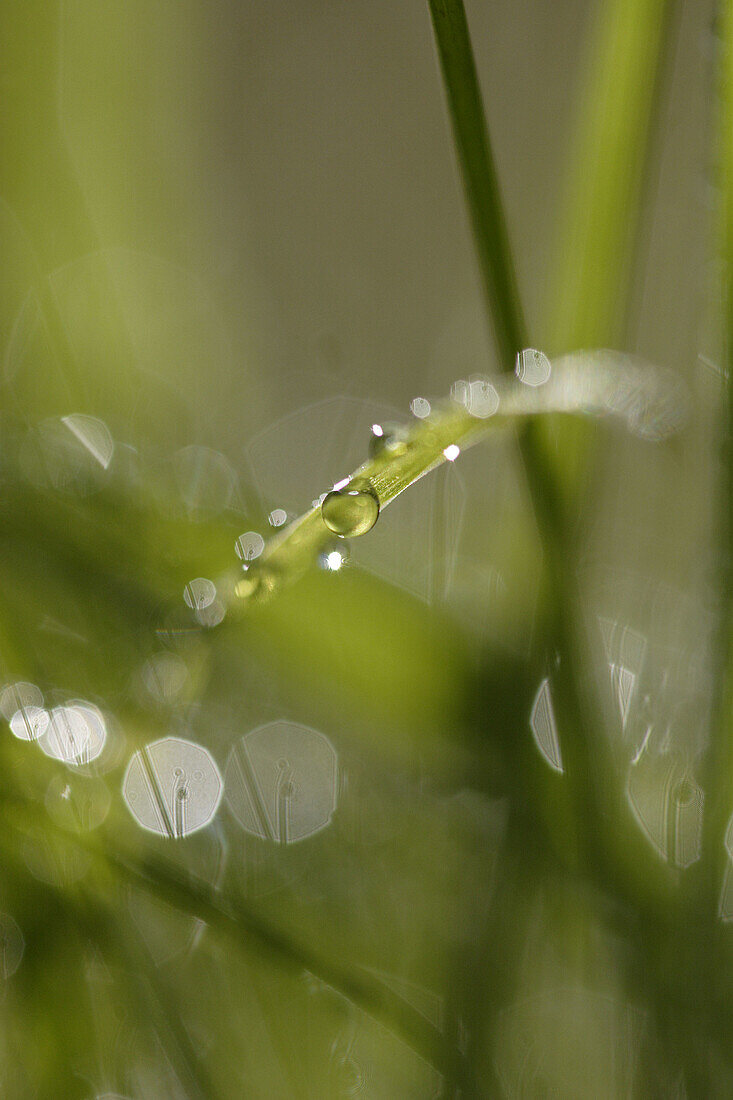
left=61, top=414, right=115, bottom=469
left=321, top=479, right=379, bottom=537
left=368, top=422, right=409, bottom=459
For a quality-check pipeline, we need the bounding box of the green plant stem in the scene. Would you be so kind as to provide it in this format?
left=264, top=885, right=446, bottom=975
left=424, top=10, right=695, bottom=1094
left=426, top=0, right=616, bottom=876
left=545, top=0, right=671, bottom=352
left=426, top=0, right=525, bottom=368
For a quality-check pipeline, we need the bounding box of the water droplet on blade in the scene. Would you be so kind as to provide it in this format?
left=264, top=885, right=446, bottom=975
left=368, top=422, right=409, bottom=459
left=321, top=479, right=379, bottom=537
left=0, top=682, right=43, bottom=721
left=467, top=378, right=500, bottom=418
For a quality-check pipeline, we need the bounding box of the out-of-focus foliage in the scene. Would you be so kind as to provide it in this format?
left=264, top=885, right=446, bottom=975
left=0, top=0, right=727, bottom=1096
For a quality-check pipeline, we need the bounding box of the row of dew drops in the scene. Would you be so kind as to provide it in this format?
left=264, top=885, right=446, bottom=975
left=222, top=349, right=551, bottom=603
left=217, top=345, right=682, bottom=608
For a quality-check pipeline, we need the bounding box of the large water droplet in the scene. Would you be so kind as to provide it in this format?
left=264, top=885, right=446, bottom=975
left=321, top=479, right=379, bottom=537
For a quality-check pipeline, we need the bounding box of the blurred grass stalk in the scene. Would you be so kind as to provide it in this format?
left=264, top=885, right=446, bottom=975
left=428, top=0, right=672, bottom=880
left=427, top=0, right=703, bottom=1091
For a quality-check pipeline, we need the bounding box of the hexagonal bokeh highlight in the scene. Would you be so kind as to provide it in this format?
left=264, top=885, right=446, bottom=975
left=225, top=721, right=338, bottom=844
left=123, top=736, right=222, bottom=838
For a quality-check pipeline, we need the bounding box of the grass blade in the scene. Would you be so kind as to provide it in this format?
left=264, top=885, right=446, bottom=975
left=543, top=0, right=674, bottom=351
left=427, top=0, right=526, bottom=366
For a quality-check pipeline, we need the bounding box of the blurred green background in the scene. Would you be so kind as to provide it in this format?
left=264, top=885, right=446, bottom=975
left=0, top=0, right=727, bottom=1096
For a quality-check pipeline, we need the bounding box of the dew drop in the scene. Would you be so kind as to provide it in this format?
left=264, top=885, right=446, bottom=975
left=39, top=702, right=108, bottom=766
left=61, top=414, right=115, bottom=469
left=224, top=720, right=338, bottom=843
left=321, top=479, right=379, bottom=538
left=451, top=379, right=470, bottom=406
left=368, top=422, right=409, bottom=459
